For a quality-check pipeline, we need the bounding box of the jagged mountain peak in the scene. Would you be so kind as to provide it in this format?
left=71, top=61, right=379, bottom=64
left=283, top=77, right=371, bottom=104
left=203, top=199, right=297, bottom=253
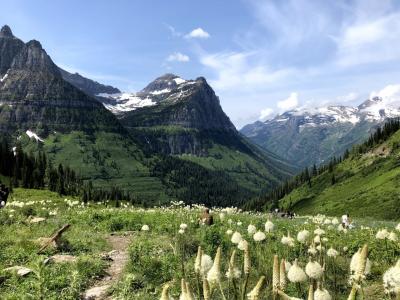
left=0, top=25, right=14, bottom=38
left=141, top=73, right=187, bottom=93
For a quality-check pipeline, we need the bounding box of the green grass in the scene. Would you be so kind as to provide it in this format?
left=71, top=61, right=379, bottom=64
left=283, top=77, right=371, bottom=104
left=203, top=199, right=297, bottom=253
left=281, top=130, right=400, bottom=220
left=1, top=188, right=399, bottom=299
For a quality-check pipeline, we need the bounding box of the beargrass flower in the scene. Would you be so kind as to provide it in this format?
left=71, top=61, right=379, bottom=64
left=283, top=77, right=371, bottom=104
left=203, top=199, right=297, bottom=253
left=231, top=231, right=242, bottom=244
left=383, top=259, right=400, bottom=295
left=280, top=259, right=287, bottom=291
left=141, top=224, right=150, bottom=231
left=238, top=239, right=248, bottom=251
left=327, top=247, right=339, bottom=258
left=253, top=231, right=266, bottom=242
left=314, top=287, right=332, bottom=300
left=207, top=247, right=221, bottom=286
left=288, top=259, right=307, bottom=283
left=389, top=232, right=398, bottom=242
left=226, top=250, right=241, bottom=279
left=376, top=229, right=390, bottom=239
left=265, top=220, right=275, bottom=232
left=305, top=258, right=324, bottom=279
left=248, top=224, right=257, bottom=235
left=180, top=223, right=188, bottom=230
left=247, top=276, right=265, bottom=300
left=297, top=229, right=310, bottom=243
left=226, top=229, right=233, bottom=235
left=281, top=233, right=295, bottom=247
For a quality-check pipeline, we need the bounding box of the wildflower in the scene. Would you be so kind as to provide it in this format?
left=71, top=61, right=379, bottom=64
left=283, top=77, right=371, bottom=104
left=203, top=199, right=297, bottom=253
left=376, top=229, right=390, bottom=239
left=272, top=255, right=279, bottom=292
left=238, top=239, right=248, bottom=251
left=180, top=223, right=188, bottom=230
left=160, top=284, right=172, bottom=300
left=244, top=242, right=251, bottom=275
left=226, top=229, right=233, bottom=235
left=265, top=220, right=275, bottom=232
left=231, top=232, right=242, bottom=244
left=314, top=235, right=321, bottom=244
left=248, top=224, right=257, bottom=235
left=322, top=237, right=328, bottom=243
left=280, top=259, right=287, bottom=291
left=331, top=217, right=339, bottom=225
left=180, top=279, right=187, bottom=300
left=277, top=290, right=303, bottom=300
left=141, top=225, right=150, bottom=231
left=316, top=245, right=325, bottom=252
left=308, top=244, right=318, bottom=256
left=305, top=258, right=324, bottom=279
left=226, top=250, right=241, bottom=279
left=194, top=246, right=202, bottom=274
left=207, top=247, right=221, bottom=286
left=382, top=259, right=400, bottom=295
left=178, top=229, right=185, bottom=234
left=247, top=276, right=265, bottom=300
left=314, top=227, right=325, bottom=235
left=327, top=247, right=339, bottom=258
left=297, top=229, right=310, bottom=243
left=284, top=260, right=292, bottom=272
left=288, top=259, right=307, bottom=283
left=198, top=254, right=213, bottom=276
left=219, top=212, right=225, bottom=221
left=350, top=245, right=370, bottom=283
left=389, top=232, right=398, bottom=242
left=253, top=231, right=266, bottom=242
left=396, top=223, right=400, bottom=232
left=281, top=233, right=295, bottom=247
left=237, top=221, right=243, bottom=226
left=314, top=287, right=332, bottom=300
left=203, top=278, right=210, bottom=300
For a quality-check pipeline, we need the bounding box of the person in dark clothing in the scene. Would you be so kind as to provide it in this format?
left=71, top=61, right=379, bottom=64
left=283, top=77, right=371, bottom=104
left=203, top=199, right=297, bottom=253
left=0, top=183, right=9, bottom=209
left=199, top=208, right=214, bottom=226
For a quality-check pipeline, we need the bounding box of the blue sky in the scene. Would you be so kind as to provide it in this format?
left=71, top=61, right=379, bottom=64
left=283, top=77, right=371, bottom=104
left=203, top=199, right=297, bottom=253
left=2, top=0, right=400, bottom=128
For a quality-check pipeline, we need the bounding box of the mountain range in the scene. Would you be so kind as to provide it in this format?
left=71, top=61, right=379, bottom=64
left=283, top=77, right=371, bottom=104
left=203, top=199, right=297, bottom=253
left=241, top=97, right=400, bottom=168
left=0, top=25, right=294, bottom=207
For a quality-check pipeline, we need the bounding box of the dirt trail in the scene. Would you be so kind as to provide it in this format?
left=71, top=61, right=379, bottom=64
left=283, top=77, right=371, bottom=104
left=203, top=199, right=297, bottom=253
left=83, top=234, right=132, bottom=300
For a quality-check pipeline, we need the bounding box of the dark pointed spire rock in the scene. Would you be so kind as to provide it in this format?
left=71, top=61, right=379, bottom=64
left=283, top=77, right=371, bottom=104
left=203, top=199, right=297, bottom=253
left=0, top=25, right=14, bottom=38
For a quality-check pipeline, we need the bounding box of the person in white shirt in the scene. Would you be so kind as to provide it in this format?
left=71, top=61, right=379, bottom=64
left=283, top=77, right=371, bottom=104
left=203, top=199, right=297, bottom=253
left=341, top=213, right=350, bottom=228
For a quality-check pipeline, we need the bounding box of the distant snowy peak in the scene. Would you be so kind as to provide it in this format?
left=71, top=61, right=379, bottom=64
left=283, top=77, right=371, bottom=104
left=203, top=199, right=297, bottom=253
left=266, top=97, right=400, bottom=128
left=99, top=74, right=198, bottom=114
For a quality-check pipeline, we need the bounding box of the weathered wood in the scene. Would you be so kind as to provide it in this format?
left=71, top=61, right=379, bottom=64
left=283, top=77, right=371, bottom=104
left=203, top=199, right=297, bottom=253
left=37, top=224, right=70, bottom=254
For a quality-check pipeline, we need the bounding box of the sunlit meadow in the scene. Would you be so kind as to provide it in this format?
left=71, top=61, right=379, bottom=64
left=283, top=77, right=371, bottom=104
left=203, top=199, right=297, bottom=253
left=0, top=188, right=399, bottom=300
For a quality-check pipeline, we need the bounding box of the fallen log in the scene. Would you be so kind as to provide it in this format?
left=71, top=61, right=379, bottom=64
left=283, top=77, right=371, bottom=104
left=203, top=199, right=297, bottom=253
left=37, top=224, right=70, bottom=254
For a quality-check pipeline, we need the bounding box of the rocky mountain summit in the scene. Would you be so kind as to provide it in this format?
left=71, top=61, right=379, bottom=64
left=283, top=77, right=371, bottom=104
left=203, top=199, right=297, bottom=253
left=241, top=97, right=400, bottom=167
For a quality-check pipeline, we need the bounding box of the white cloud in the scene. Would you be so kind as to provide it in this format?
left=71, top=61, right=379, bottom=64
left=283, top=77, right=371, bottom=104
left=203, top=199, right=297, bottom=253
left=336, top=92, right=359, bottom=103
left=167, top=52, right=190, bottom=62
left=370, top=84, right=400, bottom=105
left=277, top=92, right=299, bottom=111
left=200, top=51, right=295, bottom=90
left=165, top=24, right=182, bottom=37
left=185, top=28, right=210, bottom=39
left=259, top=107, right=274, bottom=120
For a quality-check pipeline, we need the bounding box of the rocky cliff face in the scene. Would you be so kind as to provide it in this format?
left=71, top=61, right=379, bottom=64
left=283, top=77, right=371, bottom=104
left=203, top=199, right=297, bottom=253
left=60, top=68, right=121, bottom=97
left=0, top=25, right=123, bottom=135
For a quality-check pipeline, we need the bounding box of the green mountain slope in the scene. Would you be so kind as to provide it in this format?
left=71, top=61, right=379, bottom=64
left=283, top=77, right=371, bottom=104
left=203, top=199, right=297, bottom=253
left=279, top=121, right=400, bottom=219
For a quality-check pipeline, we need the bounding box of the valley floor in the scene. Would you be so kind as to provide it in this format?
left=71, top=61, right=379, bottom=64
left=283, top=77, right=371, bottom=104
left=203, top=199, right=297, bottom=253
left=0, top=188, right=399, bottom=299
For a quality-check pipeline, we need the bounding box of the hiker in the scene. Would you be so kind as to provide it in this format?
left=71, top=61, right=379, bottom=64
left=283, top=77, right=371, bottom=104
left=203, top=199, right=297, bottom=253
left=0, top=183, right=9, bottom=209
left=199, top=208, right=214, bottom=226
left=341, top=213, right=351, bottom=228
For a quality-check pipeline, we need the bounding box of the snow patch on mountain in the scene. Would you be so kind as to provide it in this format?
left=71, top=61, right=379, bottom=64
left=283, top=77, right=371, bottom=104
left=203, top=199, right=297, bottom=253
left=100, top=92, right=156, bottom=113
left=26, top=130, right=44, bottom=142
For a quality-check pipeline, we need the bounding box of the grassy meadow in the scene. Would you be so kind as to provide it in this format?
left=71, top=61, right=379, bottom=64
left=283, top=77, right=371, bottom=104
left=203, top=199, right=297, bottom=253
left=0, top=188, right=399, bottom=299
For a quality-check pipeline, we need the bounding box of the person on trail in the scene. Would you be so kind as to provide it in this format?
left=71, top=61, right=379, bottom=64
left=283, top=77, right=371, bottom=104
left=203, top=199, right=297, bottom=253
left=199, top=208, right=214, bottom=226
left=0, top=183, right=9, bottom=209
left=341, top=213, right=350, bottom=228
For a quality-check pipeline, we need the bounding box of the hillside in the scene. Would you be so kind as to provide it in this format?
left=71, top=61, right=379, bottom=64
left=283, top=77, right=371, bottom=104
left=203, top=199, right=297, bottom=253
left=241, top=98, right=400, bottom=168
left=278, top=119, right=400, bottom=219
left=113, top=74, right=296, bottom=203
left=0, top=25, right=168, bottom=201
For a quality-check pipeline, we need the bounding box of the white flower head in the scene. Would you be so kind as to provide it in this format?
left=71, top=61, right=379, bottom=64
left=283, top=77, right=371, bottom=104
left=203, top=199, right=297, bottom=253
left=396, top=223, right=400, bottom=232
left=264, top=220, right=275, bottom=232
left=199, top=254, right=213, bottom=276
left=314, top=287, right=332, bottom=300
left=314, top=235, right=321, bottom=244
left=376, top=229, right=390, bottom=239
left=305, top=259, right=324, bottom=279
left=383, top=259, right=400, bottom=295
left=297, top=229, right=310, bottom=243
left=178, top=229, right=185, bottom=234
left=253, top=231, right=266, bottom=242
left=141, top=224, right=150, bottom=231
left=281, top=233, right=295, bottom=247
left=226, top=229, right=233, bottom=235
left=247, top=224, right=257, bottom=235
left=238, top=239, right=248, bottom=251
left=288, top=259, right=307, bottom=283
left=231, top=231, right=242, bottom=244
left=327, top=247, right=339, bottom=258
left=331, top=217, right=339, bottom=225
left=388, top=232, right=398, bottom=242
left=180, top=223, right=188, bottom=230
left=314, top=227, right=325, bottom=235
